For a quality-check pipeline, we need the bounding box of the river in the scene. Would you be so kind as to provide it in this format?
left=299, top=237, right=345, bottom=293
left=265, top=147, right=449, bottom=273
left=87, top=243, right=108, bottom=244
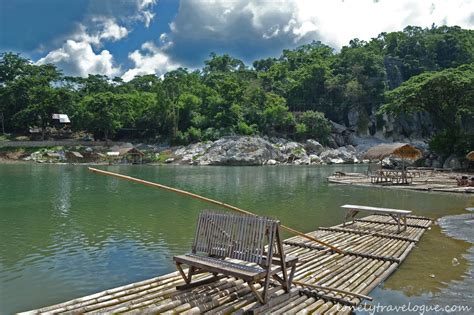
left=0, top=164, right=473, bottom=314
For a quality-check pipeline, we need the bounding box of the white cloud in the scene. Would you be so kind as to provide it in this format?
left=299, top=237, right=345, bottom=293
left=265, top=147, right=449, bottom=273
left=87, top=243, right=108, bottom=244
left=163, top=0, right=474, bottom=66
left=136, top=0, right=157, bottom=27
left=99, top=19, right=129, bottom=42
left=37, top=40, right=121, bottom=77
left=290, top=0, right=474, bottom=48
left=122, top=42, right=180, bottom=81
left=32, top=0, right=159, bottom=77
left=37, top=17, right=128, bottom=77
left=73, top=18, right=129, bottom=46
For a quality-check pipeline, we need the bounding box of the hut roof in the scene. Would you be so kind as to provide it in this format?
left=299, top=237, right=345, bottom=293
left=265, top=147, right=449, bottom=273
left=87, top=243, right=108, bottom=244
left=363, top=143, right=422, bottom=160
left=467, top=151, right=474, bottom=161
left=70, top=151, right=83, bottom=158
left=117, top=147, right=144, bottom=156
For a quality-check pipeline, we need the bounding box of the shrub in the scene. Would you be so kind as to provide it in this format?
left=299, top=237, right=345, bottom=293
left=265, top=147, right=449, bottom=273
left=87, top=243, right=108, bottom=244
left=202, top=127, right=221, bottom=141
left=175, top=131, right=189, bottom=144
left=187, top=127, right=202, bottom=142
left=429, top=130, right=474, bottom=158
left=297, top=110, right=332, bottom=143
left=237, top=121, right=255, bottom=135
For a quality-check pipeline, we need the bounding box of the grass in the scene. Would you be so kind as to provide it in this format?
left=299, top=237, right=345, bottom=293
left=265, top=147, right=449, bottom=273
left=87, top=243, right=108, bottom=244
left=154, top=150, right=173, bottom=163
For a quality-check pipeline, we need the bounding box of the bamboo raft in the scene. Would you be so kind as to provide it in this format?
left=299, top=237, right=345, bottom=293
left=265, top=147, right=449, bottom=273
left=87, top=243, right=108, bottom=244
left=22, top=214, right=432, bottom=314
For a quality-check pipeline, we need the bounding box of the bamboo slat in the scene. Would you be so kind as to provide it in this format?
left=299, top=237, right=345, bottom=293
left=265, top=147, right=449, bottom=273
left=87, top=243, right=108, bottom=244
left=22, top=214, right=431, bottom=315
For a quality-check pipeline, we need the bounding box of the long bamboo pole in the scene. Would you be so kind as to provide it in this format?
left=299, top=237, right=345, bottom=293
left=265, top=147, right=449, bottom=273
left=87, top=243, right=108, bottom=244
left=88, top=167, right=344, bottom=253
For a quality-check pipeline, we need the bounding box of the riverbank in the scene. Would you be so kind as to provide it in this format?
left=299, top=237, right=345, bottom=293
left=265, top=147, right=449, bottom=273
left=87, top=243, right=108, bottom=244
left=0, top=135, right=423, bottom=166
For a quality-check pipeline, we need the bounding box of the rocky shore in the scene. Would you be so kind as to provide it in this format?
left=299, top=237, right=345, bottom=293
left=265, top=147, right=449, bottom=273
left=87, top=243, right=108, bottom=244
left=1, top=134, right=466, bottom=169
left=167, top=136, right=361, bottom=166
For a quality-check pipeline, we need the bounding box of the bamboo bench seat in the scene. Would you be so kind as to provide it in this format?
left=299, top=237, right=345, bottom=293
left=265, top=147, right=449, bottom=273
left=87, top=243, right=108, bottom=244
left=173, top=210, right=297, bottom=304
left=174, top=254, right=268, bottom=280
left=341, top=204, right=412, bottom=233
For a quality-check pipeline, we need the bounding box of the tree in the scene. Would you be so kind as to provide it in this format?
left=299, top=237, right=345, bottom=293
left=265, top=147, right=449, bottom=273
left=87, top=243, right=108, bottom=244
left=12, top=86, right=74, bottom=139
left=76, top=92, right=154, bottom=140
left=262, top=93, right=293, bottom=135
left=0, top=52, right=31, bottom=83
left=380, top=64, right=474, bottom=156
left=296, top=111, right=332, bottom=143
left=203, top=53, right=245, bottom=74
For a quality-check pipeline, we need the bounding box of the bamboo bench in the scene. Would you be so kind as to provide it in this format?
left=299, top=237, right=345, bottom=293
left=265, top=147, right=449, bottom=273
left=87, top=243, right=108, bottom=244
left=173, top=211, right=298, bottom=304
left=341, top=204, right=412, bottom=233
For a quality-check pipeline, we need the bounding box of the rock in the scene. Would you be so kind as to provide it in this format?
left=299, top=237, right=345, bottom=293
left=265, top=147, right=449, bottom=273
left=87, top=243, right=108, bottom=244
left=266, top=159, right=277, bottom=165
left=345, top=145, right=356, bottom=152
left=305, top=139, right=324, bottom=154
left=309, top=154, right=322, bottom=165
left=320, top=147, right=357, bottom=164
left=173, top=142, right=213, bottom=164
left=443, top=155, right=462, bottom=170
left=452, top=258, right=460, bottom=267
left=432, top=159, right=442, bottom=168
left=330, top=121, right=355, bottom=146
left=194, top=136, right=283, bottom=166
left=164, top=157, right=175, bottom=163
left=329, top=158, right=345, bottom=164
left=333, top=134, right=346, bottom=147
left=29, top=151, right=43, bottom=161
left=279, top=141, right=304, bottom=155
left=293, top=156, right=310, bottom=165
left=85, top=147, right=93, bottom=152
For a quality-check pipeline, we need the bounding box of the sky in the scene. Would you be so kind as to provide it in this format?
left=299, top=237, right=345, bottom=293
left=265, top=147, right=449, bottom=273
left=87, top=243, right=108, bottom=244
left=0, top=0, right=473, bottom=81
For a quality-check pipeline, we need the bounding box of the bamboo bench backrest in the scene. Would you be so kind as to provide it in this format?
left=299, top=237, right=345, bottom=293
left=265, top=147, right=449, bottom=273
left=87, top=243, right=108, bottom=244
left=191, top=211, right=279, bottom=266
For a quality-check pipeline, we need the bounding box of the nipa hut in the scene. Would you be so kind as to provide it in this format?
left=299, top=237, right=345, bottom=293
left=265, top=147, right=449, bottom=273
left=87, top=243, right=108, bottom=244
left=107, top=147, right=145, bottom=164
left=363, top=143, right=422, bottom=179
left=363, top=143, right=422, bottom=161
left=467, top=151, right=474, bottom=161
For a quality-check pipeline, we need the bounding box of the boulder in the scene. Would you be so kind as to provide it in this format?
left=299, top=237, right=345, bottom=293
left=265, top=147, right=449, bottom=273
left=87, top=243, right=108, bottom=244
left=305, top=139, right=324, bottom=154
left=443, top=155, right=462, bottom=170
left=309, top=154, right=322, bottom=165
left=194, top=136, right=283, bottom=166
left=320, top=146, right=357, bottom=164
left=432, top=159, right=442, bottom=168
left=266, top=159, right=277, bottom=165
left=174, top=142, right=212, bottom=164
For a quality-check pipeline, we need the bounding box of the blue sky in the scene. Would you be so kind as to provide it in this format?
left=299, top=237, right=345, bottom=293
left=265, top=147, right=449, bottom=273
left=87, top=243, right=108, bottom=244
left=1, top=0, right=473, bottom=81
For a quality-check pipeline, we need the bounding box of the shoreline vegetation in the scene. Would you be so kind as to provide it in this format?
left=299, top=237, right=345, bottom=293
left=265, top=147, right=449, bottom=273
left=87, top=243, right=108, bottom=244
left=1, top=26, right=472, bottom=167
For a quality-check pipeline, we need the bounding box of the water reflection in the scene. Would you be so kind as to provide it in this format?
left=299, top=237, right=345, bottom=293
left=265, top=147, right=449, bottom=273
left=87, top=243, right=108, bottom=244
left=384, top=225, right=471, bottom=296
left=0, top=164, right=473, bottom=314
left=54, top=168, right=71, bottom=216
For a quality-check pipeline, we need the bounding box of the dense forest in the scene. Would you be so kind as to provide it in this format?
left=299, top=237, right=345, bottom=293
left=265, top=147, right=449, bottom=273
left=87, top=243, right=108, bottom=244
left=0, top=25, right=473, bottom=157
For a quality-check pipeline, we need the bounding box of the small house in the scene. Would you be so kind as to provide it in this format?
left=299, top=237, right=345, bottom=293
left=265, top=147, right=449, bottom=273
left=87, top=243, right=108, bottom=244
left=118, top=147, right=144, bottom=164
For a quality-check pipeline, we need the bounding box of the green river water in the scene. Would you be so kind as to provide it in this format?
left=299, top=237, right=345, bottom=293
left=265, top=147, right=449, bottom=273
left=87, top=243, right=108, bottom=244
left=0, top=164, right=473, bottom=314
